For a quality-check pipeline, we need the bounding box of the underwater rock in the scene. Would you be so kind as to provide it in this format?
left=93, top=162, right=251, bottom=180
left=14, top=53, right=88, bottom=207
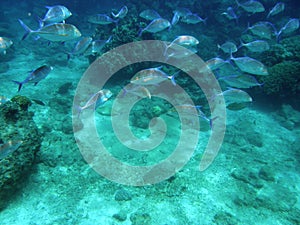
left=61, top=116, right=74, bottom=134
left=11, top=95, right=32, bottom=111
left=258, top=166, right=275, bottom=182
left=130, top=209, right=151, bottom=225
left=272, top=104, right=300, bottom=130
left=231, top=168, right=264, bottom=189
left=244, top=131, right=263, bottom=147
left=57, top=82, right=74, bottom=95
left=255, top=184, right=297, bottom=211
left=0, top=63, right=9, bottom=73
left=1, top=95, right=33, bottom=122
left=114, top=188, right=132, bottom=201
left=0, top=99, right=41, bottom=210
left=213, top=211, right=239, bottom=225
left=113, top=210, right=127, bottom=221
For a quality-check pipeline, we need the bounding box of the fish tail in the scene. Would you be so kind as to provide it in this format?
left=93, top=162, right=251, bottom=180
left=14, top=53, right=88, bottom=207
left=75, top=105, right=83, bottom=118
left=36, top=16, right=44, bottom=28
left=106, top=35, right=112, bottom=43
left=18, top=19, right=33, bottom=40
left=238, top=39, right=244, bottom=49
left=276, top=31, right=282, bottom=43
left=170, top=71, right=179, bottom=86
left=203, top=17, right=208, bottom=25
left=111, top=12, right=118, bottom=18
left=242, top=22, right=250, bottom=34
left=235, top=0, right=241, bottom=8
left=209, top=116, right=219, bottom=129
left=12, top=80, right=23, bottom=92
left=138, top=28, right=143, bottom=37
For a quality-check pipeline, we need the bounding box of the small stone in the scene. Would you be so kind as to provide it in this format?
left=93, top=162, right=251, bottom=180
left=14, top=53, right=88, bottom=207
left=113, top=211, right=127, bottom=222
left=114, top=189, right=132, bottom=201
left=130, top=210, right=151, bottom=225
left=258, top=166, right=275, bottom=182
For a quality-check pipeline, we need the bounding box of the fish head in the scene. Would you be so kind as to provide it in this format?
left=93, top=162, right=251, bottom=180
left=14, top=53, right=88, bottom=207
left=74, top=28, right=82, bottom=38
left=64, top=7, right=72, bottom=18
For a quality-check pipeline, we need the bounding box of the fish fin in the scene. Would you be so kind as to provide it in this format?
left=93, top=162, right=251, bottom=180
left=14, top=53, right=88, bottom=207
left=18, top=19, right=33, bottom=40
left=34, top=82, right=39, bottom=86
left=45, top=6, right=52, bottom=9
left=32, top=99, right=46, bottom=106
left=106, top=35, right=112, bottom=43
left=12, top=80, right=23, bottom=92
left=36, top=16, right=44, bottom=28
left=62, top=20, right=66, bottom=24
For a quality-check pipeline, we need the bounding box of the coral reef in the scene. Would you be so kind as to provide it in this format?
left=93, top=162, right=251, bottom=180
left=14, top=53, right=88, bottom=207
left=0, top=96, right=41, bottom=210
left=258, top=61, right=300, bottom=97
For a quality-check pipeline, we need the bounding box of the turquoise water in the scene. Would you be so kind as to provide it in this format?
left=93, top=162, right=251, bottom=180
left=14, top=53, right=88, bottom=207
left=0, top=0, right=299, bottom=224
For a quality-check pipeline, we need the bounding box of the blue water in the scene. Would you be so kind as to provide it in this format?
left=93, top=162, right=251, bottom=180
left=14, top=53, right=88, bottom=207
left=0, top=0, right=300, bottom=224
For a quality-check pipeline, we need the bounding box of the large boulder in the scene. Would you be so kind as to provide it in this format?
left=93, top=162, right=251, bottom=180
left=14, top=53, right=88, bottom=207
left=0, top=95, right=42, bottom=210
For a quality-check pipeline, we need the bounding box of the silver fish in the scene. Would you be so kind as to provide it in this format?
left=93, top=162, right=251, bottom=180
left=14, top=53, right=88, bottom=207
left=122, top=85, right=151, bottom=99
left=246, top=22, right=275, bottom=39
left=40, top=5, right=72, bottom=25
left=112, top=6, right=128, bottom=19
left=206, top=57, right=227, bottom=70
left=139, top=9, right=161, bottom=21
left=165, top=46, right=198, bottom=59
left=218, top=41, right=237, bottom=54
left=277, top=18, right=299, bottom=41
left=88, top=14, right=117, bottom=25
left=215, top=88, right=253, bottom=105
left=222, top=7, right=239, bottom=24
left=171, top=12, right=180, bottom=26
left=181, top=13, right=207, bottom=24
left=0, top=140, right=23, bottom=160
left=267, top=2, right=285, bottom=18
left=130, top=66, right=176, bottom=86
left=230, top=55, right=268, bottom=76
left=218, top=74, right=263, bottom=88
left=67, top=36, right=93, bottom=60
left=169, top=35, right=199, bottom=47
left=77, top=89, right=112, bottom=116
left=19, top=19, right=81, bottom=42
left=164, top=35, right=199, bottom=59
left=83, top=36, right=112, bottom=56
left=173, top=8, right=192, bottom=17
left=0, top=36, right=13, bottom=54
left=13, top=65, right=53, bottom=91
left=236, top=0, right=265, bottom=13
left=138, top=18, right=170, bottom=36
left=240, top=40, right=270, bottom=52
